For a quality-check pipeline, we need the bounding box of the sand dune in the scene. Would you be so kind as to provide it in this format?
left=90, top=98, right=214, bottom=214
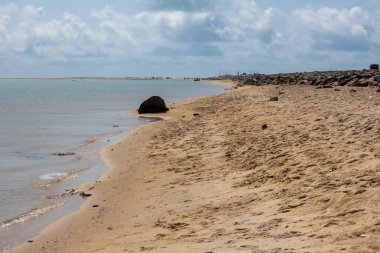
left=12, top=85, right=380, bottom=253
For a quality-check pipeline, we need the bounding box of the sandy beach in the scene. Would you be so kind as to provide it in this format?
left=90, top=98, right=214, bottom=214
left=206, top=79, right=239, bottom=85
left=11, top=84, right=380, bottom=253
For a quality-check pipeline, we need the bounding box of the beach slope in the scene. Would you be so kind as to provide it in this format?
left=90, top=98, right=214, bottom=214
left=12, top=85, right=380, bottom=252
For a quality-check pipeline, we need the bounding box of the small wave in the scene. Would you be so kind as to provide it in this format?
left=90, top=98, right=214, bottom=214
left=39, top=172, right=67, bottom=181
left=0, top=200, right=65, bottom=230
left=38, top=171, right=79, bottom=189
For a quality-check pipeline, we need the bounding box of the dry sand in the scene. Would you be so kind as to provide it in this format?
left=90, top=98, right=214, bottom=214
left=11, top=85, right=380, bottom=253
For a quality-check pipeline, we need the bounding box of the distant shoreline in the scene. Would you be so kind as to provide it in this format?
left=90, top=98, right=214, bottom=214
left=0, top=77, right=196, bottom=81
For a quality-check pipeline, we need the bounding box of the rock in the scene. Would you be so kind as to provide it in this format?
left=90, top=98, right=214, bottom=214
left=52, top=152, right=75, bottom=156
left=349, top=89, right=357, bottom=93
left=338, top=80, right=349, bottom=86
left=138, top=96, right=169, bottom=114
left=377, top=88, right=380, bottom=93
left=317, top=85, right=333, bottom=89
left=370, top=64, right=379, bottom=70
left=269, top=97, right=279, bottom=101
left=262, top=124, right=268, bottom=130
left=233, top=69, right=380, bottom=88
left=354, top=80, right=370, bottom=87
left=79, top=192, right=92, bottom=198
left=193, top=113, right=200, bottom=116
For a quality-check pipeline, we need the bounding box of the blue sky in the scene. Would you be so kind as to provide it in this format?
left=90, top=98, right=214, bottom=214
left=0, top=0, right=379, bottom=77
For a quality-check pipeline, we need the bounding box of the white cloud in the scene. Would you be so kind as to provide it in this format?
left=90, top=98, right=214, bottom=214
left=0, top=1, right=279, bottom=62
left=293, top=6, right=371, bottom=37
left=0, top=5, right=89, bottom=60
left=0, top=1, right=379, bottom=76
left=351, top=24, right=368, bottom=36
left=293, top=7, right=378, bottom=51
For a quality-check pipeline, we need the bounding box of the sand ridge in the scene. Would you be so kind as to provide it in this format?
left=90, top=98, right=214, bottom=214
left=11, top=85, right=380, bottom=253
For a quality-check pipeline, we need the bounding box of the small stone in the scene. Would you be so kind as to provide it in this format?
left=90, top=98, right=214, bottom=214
left=92, top=204, right=99, bottom=208
left=193, top=113, right=200, bottom=116
left=349, top=89, right=357, bottom=93
left=79, top=192, right=92, bottom=198
left=262, top=124, right=268, bottom=130
left=27, top=240, right=34, bottom=243
left=269, top=97, right=279, bottom=101
left=52, top=152, right=75, bottom=156
left=354, top=189, right=366, bottom=195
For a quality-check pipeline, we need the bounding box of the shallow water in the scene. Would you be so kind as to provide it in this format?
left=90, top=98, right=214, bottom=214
left=0, top=79, right=228, bottom=251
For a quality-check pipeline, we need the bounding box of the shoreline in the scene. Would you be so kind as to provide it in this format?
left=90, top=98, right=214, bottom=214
left=9, top=97, right=199, bottom=253
left=2, top=79, right=228, bottom=253
left=8, top=82, right=228, bottom=253
left=10, top=84, right=380, bottom=252
left=1, top=126, right=139, bottom=252
left=0, top=77, right=198, bottom=81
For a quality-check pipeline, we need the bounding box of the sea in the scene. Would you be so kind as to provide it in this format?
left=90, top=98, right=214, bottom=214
left=0, top=78, right=228, bottom=252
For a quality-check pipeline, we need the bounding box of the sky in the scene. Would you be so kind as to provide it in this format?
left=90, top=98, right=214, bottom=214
left=0, top=0, right=379, bottom=77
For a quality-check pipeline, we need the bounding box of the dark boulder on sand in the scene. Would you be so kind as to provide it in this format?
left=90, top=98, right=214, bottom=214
left=370, top=64, right=379, bottom=70
left=138, top=96, right=169, bottom=114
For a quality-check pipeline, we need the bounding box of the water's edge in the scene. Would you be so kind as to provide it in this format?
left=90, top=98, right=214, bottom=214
left=1, top=118, right=151, bottom=252
left=1, top=80, right=230, bottom=252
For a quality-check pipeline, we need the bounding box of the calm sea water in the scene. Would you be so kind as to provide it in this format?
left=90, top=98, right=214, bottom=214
left=0, top=79, right=227, bottom=251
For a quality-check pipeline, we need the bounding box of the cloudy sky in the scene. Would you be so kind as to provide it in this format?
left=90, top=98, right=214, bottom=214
left=0, top=0, right=379, bottom=77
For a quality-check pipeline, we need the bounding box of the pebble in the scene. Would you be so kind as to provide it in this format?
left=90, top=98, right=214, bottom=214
left=270, top=97, right=279, bottom=101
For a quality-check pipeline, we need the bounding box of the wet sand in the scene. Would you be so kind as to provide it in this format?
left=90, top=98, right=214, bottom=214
left=11, top=85, right=380, bottom=253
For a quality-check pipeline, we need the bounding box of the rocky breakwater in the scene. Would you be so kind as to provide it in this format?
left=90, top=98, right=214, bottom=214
left=234, top=69, right=380, bottom=88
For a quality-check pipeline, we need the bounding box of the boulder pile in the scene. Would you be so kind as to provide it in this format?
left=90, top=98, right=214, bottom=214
left=232, top=69, right=380, bottom=88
